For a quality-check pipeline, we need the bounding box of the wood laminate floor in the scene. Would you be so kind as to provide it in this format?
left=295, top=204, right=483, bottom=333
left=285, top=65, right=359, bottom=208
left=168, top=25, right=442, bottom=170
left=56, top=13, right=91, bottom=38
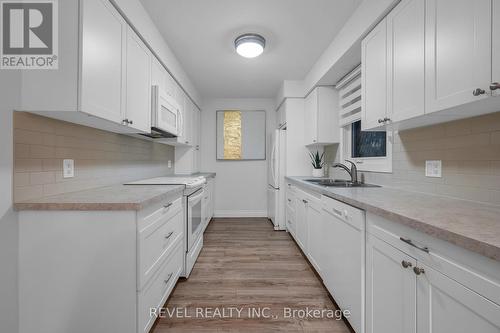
left=152, top=218, right=353, bottom=333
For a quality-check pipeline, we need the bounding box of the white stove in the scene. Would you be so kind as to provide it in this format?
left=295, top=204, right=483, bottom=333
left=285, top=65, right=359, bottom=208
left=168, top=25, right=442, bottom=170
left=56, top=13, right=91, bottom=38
left=125, top=176, right=206, bottom=188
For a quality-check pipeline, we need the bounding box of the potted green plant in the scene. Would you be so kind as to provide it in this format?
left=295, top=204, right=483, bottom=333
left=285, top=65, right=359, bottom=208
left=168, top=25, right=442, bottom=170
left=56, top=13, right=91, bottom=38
left=309, top=150, right=325, bottom=177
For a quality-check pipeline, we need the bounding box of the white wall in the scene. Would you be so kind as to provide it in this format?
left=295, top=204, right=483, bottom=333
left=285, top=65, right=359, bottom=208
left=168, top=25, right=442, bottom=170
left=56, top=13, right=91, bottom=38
left=0, top=71, right=20, bottom=332
left=201, top=99, right=275, bottom=217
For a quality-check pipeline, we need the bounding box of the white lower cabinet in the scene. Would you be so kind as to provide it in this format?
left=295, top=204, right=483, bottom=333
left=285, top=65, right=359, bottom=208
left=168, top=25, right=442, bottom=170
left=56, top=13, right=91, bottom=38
left=366, top=213, right=500, bottom=333
left=366, top=233, right=417, bottom=333
left=305, top=196, right=323, bottom=274
left=18, top=192, right=185, bottom=333
left=294, top=188, right=321, bottom=255
left=417, top=262, right=500, bottom=333
left=138, top=241, right=183, bottom=333
left=288, top=183, right=500, bottom=333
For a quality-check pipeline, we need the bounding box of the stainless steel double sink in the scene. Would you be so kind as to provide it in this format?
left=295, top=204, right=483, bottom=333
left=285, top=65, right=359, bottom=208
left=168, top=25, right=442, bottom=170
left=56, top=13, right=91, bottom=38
left=304, top=179, right=381, bottom=188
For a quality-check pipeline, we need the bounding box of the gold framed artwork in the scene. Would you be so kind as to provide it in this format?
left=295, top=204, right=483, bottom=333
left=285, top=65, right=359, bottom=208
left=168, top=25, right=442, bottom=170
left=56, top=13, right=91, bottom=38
left=216, top=110, right=266, bottom=160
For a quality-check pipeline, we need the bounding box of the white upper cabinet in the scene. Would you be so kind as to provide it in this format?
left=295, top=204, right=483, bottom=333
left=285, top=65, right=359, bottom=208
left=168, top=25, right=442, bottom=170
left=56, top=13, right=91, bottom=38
left=387, top=0, right=425, bottom=123
left=425, top=0, right=492, bottom=113
left=80, top=0, right=127, bottom=124
left=362, top=0, right=500, bottom=131
left=492, top=0, right=500, bottom=96
left=18, top=0, right=197, bottom=141
left=276, top=102, right=286, bottom=129
left=366, top=233, right=417, bottom=333
left=125, top=27, right=151, bottom=133
left=361, top=19, right=388, bottom=130
left=304, top=87, right=340, bottom=145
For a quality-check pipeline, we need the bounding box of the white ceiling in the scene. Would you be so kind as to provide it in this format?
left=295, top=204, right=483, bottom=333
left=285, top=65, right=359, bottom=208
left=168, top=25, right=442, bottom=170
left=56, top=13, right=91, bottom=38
left=140, top=0, right=361, bottom=99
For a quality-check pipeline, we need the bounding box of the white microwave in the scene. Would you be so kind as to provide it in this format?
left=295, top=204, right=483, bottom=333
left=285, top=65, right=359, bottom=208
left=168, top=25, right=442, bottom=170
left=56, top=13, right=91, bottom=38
left=150, top=85, right=183, bottom=138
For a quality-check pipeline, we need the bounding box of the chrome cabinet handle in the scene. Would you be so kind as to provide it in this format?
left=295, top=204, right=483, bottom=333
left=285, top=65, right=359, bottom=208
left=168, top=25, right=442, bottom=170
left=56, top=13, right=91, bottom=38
left=473, top=88, right=486, bottom=96
left=164, top=273, right=173, bottom=284
left=379, top=117, right=391, bottom=123
left=163, top=202, right=173, bottom=209
left=401, top=260, right=413, bottom=268
left=165, top=231, right=174, bottom=240
left=287, top=198, right=292, bottom=203
left=490, top=82, right=500, bottom=91
left=378, top=118, right=384, bottom=124
left=128, top=119, right=133, bottom=125
left=122, top=118, right=129, bottom=125
left=400, top=237, right=429, bottom=253
left=413, top=267, right=425, bottom=275
left=302, top=199, right=308, bottom=204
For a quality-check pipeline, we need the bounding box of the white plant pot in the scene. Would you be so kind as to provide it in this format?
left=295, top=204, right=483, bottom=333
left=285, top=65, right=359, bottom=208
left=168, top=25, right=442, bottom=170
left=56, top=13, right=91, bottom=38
left=312, top=168, right=324, bottom=178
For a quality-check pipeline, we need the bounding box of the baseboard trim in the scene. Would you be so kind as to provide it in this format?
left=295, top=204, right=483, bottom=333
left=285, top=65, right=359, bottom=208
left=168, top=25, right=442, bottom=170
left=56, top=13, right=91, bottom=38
left=214, top=210, right=268, bottom=218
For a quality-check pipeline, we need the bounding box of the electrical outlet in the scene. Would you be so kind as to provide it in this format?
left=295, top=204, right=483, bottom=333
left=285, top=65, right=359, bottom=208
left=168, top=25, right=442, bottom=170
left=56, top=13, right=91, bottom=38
left=425, top=160, right=442, bottom=178
left=63, top=159, right=74, bottom=178
left=167, top=160, right=172, bottom=168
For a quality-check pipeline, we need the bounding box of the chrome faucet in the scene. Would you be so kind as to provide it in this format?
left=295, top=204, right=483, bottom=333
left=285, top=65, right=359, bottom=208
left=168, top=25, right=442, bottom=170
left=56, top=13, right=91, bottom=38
left=332, top=160, right=358, bottom=183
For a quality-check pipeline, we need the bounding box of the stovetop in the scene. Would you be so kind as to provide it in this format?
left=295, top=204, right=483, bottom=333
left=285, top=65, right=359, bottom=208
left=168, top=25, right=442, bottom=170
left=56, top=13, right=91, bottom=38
left=124, top=176, right=206, bottom=188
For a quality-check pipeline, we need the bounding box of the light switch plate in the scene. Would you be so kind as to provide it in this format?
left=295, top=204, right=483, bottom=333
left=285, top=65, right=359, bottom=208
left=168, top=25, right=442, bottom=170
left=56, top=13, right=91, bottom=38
left=425, top=160, right=442, bottom=178
left=63, top=159, right=74, bottom=178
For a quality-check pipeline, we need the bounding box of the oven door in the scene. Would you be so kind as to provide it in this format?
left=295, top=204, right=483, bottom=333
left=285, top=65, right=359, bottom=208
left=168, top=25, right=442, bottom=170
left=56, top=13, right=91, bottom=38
left=152, top=85, right=182, bottom=137
left=187, top=188, right=204, bottom=251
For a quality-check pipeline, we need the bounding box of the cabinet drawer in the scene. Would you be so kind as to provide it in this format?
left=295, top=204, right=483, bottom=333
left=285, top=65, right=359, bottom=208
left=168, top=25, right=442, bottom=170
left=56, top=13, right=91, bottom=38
left=138, top=196, right=183, bottom=231
left=322, top=195, right=365, bottom=231
left=138, top=239, right=183, bottom=333
left=138, top=198, right=184, bottom=289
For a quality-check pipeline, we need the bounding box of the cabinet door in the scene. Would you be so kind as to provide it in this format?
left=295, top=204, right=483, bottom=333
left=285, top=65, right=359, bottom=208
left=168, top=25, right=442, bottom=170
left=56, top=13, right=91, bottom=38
left=493, top=0, right=500, bottom=96
left=151, top=57, right=167, bottom=93
left=177, top=93, right=189, bottom=145
left=304, top=89, right=318, bottom=145
left=366, top=234, right=416, bottom=333
left=387, top=0, right=425, bottom=122
left=80, top=0, right=126, bottom=123
left=126, top=27, right=151, bottom=133
left=417, top=263, right=500, bottom=333
left=295, top=196, right=308, bottom=252
left=306, top=198, right=322, bottom=274
left=425, top=0, right=491, bottom=113
left=362, top=19, right=388, bottom=130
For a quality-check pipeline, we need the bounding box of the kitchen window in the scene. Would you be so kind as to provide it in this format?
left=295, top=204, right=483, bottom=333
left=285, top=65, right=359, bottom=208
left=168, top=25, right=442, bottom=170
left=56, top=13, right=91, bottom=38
left=341, top=120, right=392, bottom=173
left=337, top=65, right=392, bottom=173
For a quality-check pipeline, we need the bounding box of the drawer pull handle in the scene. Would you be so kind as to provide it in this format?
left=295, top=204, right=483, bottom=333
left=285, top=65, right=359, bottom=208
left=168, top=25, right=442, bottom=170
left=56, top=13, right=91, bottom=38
left=413, top=267, right=425, bottom=275
left=164, top=273, right=173, bottom=284
left=165, top=231, right=174, bottom=240
left=302, top=199, right=308, bottom=204
left=288, top=199, right=292, bottom=203
left=163, top=203, right=173, bottom=209
left=401, top=260, right=412, bottom=268
left=400, top=237, right=429, bottom=253
left=331, top=208, right=343, bottom=217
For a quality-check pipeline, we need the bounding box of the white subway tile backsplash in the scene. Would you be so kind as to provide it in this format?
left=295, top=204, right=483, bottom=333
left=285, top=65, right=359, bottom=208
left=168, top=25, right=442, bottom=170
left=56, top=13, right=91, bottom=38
left=13, top=112, right=175, bottom=201
left=328, top=111, right=500, bottom=205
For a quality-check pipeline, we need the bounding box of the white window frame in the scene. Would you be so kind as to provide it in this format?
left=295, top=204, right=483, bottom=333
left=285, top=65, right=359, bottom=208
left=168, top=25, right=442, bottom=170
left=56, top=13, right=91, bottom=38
left=340, top=123, right=393, bottom=173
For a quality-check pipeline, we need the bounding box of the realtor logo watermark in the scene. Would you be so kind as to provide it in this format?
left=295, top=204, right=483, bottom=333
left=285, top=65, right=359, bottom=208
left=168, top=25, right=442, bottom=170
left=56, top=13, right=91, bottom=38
left=0, top=0, right=58, bottom=69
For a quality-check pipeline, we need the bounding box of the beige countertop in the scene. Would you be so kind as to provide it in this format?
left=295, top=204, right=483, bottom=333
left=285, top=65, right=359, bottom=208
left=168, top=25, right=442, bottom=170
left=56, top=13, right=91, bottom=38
left=286, top=176, right=500, bottom=262
left=14, top=184, right=185, bottom=211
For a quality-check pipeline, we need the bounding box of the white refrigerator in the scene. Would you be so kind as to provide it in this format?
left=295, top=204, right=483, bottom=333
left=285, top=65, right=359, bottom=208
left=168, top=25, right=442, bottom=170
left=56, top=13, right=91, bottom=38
left=267, top=129, right=286, bottom=230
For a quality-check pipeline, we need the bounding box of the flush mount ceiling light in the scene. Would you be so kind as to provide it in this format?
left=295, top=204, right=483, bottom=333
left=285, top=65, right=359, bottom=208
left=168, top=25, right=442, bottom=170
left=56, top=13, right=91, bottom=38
left=234, top=33, right=266, bottom=58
